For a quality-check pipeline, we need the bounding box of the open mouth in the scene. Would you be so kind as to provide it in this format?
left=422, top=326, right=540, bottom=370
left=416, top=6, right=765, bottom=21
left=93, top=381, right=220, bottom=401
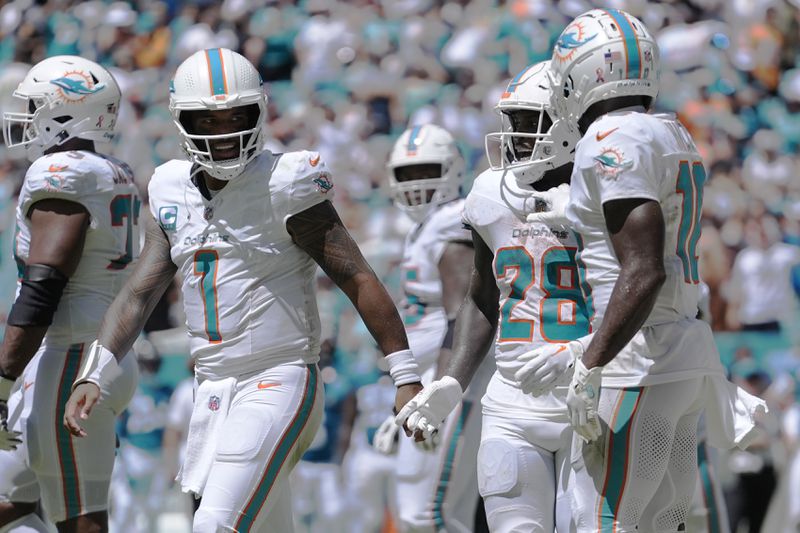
left=210, top=141, right=239, bottom=159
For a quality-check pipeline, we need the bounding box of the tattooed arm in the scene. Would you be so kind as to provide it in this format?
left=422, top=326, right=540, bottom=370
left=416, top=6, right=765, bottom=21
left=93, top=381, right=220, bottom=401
left=98, top=212, right=178, bottom=358
left=287, top=200, right=409, bottom=356
left=65, top=212, right=176, bottom=436
left=287, top=200, right=422, bottom=411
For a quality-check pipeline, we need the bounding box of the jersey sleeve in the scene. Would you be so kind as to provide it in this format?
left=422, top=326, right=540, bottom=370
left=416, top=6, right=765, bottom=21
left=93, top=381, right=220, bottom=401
left=462, top=191, right=479, bottom=231
left=147, top=160, right=188, bottom=230
left=283, top=151, right=335, bottom=224
left=462, top=171, right=504, bottom=245
left=581, top=118, right=660, bottom=205
left=436, top=201, right=471, bottom=243
left=19, top=154, right=97, bottom=217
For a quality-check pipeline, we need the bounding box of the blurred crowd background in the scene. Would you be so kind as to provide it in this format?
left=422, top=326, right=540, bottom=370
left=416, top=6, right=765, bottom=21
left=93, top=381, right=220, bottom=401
left=0, top=0, right=799, bottom=531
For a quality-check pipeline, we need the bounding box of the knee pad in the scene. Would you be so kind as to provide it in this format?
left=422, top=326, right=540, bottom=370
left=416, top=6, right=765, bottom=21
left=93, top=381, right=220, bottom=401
left=0, top=512, right=50, bottom=533
left=477, top=439, right=519, bottom=498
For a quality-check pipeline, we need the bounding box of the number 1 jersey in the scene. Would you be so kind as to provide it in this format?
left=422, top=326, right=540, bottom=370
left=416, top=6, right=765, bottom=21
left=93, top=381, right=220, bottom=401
left=14, top=150, right=140, bottom=345
left=147, top=150, right=333, bottom=380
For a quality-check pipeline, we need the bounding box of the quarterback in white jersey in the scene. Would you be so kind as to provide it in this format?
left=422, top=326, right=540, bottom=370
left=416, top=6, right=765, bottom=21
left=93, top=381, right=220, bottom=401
left=0, top=57, right=137, bottom=532
left=385, top=124, right=491, bottom=533
left=63, top=49, right=422, bottom=533
left=530, top=9, right=766, bottom=532
left=398, top=61, right=589, bottom=532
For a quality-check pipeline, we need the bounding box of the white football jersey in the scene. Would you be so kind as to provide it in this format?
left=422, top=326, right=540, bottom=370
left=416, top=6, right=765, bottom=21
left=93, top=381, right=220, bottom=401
left=147, top=150, right=334, bottom=380
left=463, top=168, right=592, bottom=420
left=400, top=199, right=471, bottom=373
left=14, top=150, right=140, bottom=344
left=566, top=110, right=723, bottom=386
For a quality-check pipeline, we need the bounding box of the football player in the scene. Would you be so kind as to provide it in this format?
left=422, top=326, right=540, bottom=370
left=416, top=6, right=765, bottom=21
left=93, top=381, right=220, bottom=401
left=0, top=56, right=138, bottom=532
left=62, top=48, right=422, bottom=532
left=384, top=123, right=492, bottom=533
left=396, top=62, right=590, bottom=532
left=534, top=9, right=765, bottom=531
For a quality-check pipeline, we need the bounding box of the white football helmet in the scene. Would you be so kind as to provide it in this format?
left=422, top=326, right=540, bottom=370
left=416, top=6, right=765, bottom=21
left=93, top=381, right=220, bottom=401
left=485, top=61, right=578, bottom=186
left=170, top=48, right=266, bottom=181
left=2, top=56, right=120, bottom=161
left=549, top=8, right=659, bottom=127
left=387, top=124, right=464, bottom=223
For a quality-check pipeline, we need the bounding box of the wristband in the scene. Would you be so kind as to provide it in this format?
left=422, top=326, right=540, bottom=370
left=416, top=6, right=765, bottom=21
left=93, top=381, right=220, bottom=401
left=72, top=340, right=122, bottom=392
left=385, top=349, right=421, bottom=387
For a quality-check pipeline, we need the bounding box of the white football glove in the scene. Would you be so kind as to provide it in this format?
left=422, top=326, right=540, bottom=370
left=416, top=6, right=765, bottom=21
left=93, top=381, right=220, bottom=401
left=526, top=183, right=571, bottom=226
left=0, top=375, right=22, bottom=451
left=372, top=415, right=400, bottom=455
left=395, top=376, right=462, bottom=441
left=566, top=358, right=603, bottom=442
left=514, top=340, right=583, bottom=396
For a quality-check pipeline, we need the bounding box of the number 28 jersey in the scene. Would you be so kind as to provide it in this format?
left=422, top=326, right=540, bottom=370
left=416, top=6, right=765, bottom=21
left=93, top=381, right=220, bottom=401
left=463, top=168, right=592, bottom=418
left=14, top=150, right=139, bottom=345
left=147, top=150, right=333, bottom=380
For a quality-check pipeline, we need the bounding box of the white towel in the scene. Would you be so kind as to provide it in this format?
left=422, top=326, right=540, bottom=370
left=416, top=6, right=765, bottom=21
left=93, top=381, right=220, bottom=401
left=703, top=373, right=768, bottom=450
left=177, top=376, right=236, bottom=495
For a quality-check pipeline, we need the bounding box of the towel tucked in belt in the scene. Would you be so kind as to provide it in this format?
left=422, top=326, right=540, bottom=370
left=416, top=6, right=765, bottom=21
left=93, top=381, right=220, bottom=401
left=703, top=373, right=768, bottom=450
left=177, top=376, right=236, bottom=496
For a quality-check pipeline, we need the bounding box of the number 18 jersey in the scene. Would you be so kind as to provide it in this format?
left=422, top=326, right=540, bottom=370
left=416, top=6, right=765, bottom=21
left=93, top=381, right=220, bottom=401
left=463, top=168, right=592, bottom=419
left=566, top=111, right=725, bottom=386
left=14, top=150, right=139, bottom=345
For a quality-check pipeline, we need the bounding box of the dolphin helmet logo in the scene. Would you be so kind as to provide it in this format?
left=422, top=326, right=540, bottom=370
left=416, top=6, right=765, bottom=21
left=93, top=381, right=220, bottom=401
left=49, top=71, right=105, bottom=102
left=554, top=22, right=597, bottom=63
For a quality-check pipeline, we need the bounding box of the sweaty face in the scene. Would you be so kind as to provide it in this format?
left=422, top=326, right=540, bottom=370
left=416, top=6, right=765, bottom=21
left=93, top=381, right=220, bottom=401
left=181, top=104, right=259, bottom=161
left=394, top=163, right=442, bottom=205
left=504, top=109, right=552, bottom=161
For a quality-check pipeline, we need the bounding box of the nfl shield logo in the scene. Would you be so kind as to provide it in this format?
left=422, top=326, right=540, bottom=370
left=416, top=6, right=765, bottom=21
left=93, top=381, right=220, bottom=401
left=203, top=206, right=214, bottom=221
left=208, top=395, right=221, bottom=412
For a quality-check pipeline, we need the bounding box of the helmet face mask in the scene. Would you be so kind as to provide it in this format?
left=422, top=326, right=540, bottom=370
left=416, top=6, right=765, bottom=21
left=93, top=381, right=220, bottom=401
left=548, top=9, right=660, bottom=129
left=2, top=56, right=120, bottom=162
left=485, top=61, right=577, bottom=186
left=170, top=48, right=266, bottom=181
left=177, top=104, right=261, bottom=172
left=392, top=163, right=444, bottom=212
